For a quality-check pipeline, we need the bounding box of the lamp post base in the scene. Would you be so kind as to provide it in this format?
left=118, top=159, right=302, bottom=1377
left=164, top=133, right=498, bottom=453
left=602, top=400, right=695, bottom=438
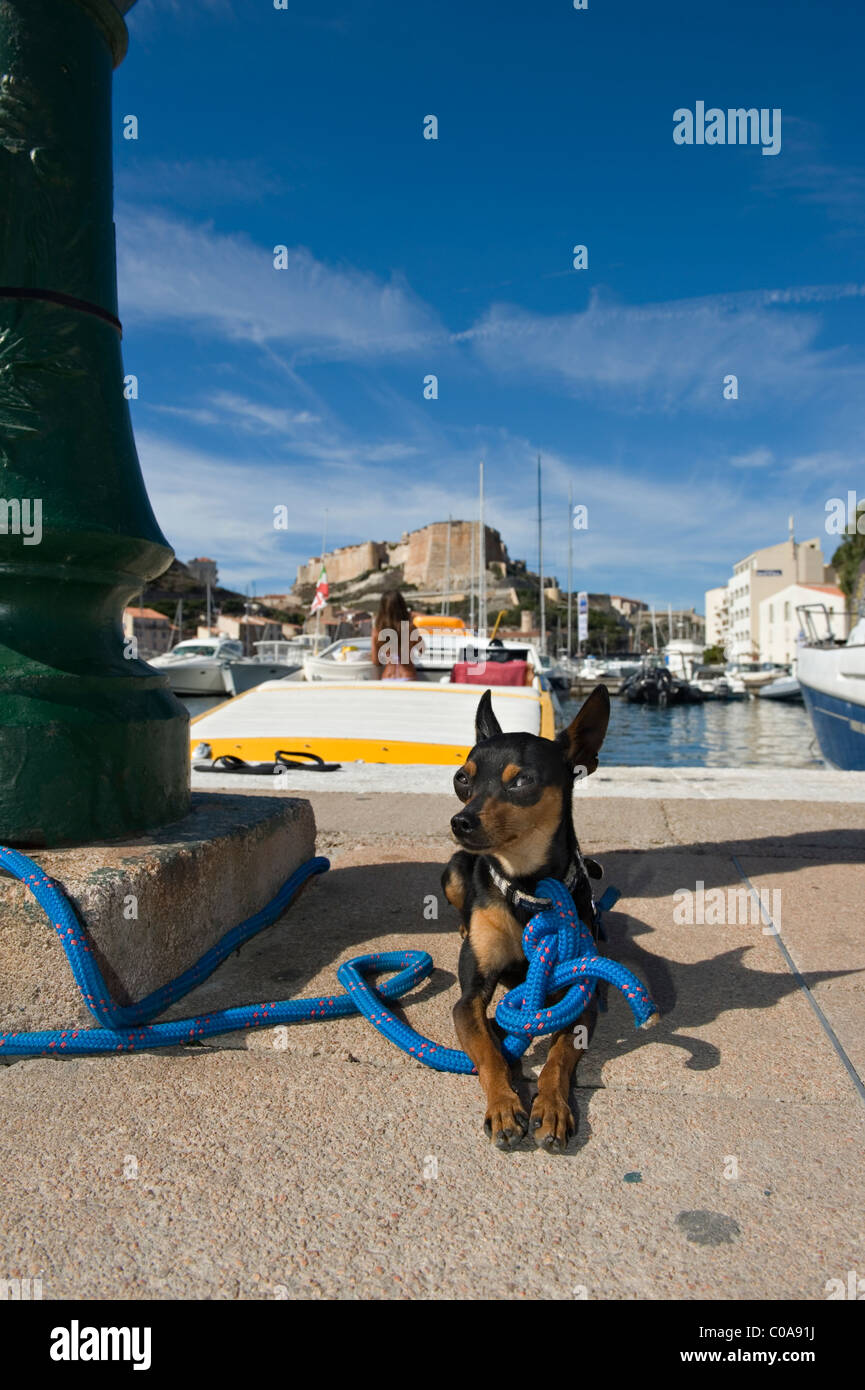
left=0, top=676, right=189, bottom=847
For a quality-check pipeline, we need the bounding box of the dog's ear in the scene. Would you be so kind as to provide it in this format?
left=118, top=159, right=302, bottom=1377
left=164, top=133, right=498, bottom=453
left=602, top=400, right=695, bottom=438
left=557, top=684, right=610, bottom=777
left=475, top=689, right=502, bottom=743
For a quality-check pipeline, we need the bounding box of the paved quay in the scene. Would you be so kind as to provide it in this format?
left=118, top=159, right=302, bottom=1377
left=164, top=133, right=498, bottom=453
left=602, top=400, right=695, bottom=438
left=192, top=762, right=865, bottom=801
left=1, top=769, right=864, bottom=1300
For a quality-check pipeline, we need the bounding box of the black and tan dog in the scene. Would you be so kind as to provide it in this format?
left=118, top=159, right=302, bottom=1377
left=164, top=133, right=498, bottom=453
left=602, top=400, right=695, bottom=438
left=442, top=685, right=610, bottom=1153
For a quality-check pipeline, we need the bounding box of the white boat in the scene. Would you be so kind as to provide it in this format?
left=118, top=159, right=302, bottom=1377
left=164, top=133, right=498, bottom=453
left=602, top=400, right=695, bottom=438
left=150, top=636, right=246, bottom=695
left=189, top=676, right=556, bottom=767
left=756, top=674, right=803, bottom=703
left=302, top=627, right=555, bottom=688
left=797, top=605, right=865, bottom=769
left=726, top=660, right=789, bottom=691
left=303, top=636, right=378, bottom=682
left=663, top=639, right=705, bottom=681
left=223, top=641, right=304, bottom=696
left=572, top=655, right=641, bottom=681
left=691, top=665, right=747, bottom=700
left=151, top=636, right=304, bottom=696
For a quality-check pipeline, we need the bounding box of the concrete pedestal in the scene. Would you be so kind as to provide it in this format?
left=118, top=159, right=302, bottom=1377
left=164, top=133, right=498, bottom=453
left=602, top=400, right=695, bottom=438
left=0, top=793, right=316, bottom=1034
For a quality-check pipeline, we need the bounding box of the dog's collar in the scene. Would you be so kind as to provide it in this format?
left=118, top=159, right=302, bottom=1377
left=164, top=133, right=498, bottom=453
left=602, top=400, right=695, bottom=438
left=486, top=854, right=585, bottom=915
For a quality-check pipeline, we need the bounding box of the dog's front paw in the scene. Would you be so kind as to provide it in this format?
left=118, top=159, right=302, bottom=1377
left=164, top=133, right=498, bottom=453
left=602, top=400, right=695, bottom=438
left=483, top=1092, right=529, bottom=1151
left=530, top=1093, right=575, bottom=1153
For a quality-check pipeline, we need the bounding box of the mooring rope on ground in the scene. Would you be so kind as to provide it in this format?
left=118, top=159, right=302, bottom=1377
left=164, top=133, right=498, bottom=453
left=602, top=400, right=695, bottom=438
left=0, top=846, right=655, bottom=1067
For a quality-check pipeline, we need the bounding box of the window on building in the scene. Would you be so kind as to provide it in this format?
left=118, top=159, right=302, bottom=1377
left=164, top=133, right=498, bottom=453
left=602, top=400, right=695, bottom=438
left=784, top=602, right=791, bottom=621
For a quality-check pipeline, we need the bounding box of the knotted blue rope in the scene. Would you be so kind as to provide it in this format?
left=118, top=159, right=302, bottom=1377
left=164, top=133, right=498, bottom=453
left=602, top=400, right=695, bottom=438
left=494, top=878, right=656, bottom=1059
left=0, top=845, right=655, bottom=1068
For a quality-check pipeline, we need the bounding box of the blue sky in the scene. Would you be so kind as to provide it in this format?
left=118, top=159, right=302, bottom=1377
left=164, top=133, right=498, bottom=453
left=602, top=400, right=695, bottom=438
left=116, top=0, right=864, bottom=607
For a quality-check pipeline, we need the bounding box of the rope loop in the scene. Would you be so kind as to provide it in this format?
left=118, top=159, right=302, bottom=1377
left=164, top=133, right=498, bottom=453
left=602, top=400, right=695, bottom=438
left=0, top=846, right=655, bottom=1067
left=495, top=879, right=655, bottom=1058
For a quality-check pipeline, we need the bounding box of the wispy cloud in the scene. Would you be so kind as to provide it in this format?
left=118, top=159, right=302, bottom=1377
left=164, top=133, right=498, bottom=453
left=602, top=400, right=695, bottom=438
left=785, top=448, right=861, bottom=477
left=116, top=208, right=444, bottom=360
left=463, top=283, right=865, bottom=410
left=730, top=447, right=774, bottom=469
left=209, top=393, right=319, bottom=432
left=757, top=117, right=865, bottom=229
left=149, top=403, right=222, bottom=427
left=134, top=417, right=838, bottom=602
left=136, top=429, right=494, bottom=589
left=116, top=158, right=288, bottom=209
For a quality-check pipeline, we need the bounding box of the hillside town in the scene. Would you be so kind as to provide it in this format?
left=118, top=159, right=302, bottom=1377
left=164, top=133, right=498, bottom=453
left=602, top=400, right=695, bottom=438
left=124, top=518, right=705, bottom=660
left=123, top=517, right=852, bottom=672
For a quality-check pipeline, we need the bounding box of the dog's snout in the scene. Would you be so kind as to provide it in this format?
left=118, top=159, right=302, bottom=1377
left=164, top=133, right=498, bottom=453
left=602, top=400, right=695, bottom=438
left=451, top=811, right=479, bottom=839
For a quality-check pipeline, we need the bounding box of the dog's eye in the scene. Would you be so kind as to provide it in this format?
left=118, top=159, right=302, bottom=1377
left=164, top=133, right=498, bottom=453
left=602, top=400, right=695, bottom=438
left=509, top=772, right=535, bottom=790
left=454, top=768, right=472, bottom=799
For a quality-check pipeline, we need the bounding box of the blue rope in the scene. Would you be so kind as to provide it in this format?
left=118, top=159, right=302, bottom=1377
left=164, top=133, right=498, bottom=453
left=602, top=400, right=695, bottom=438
left=0, top=846, right=655, bottom=1068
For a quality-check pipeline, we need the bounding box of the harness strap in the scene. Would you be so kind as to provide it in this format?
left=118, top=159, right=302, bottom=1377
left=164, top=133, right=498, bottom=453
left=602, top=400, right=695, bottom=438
left=487, top=850, right=591, bottom=916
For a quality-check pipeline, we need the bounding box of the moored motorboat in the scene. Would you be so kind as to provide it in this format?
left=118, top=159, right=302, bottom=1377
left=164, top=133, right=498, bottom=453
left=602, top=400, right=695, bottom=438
left=152, top=636, right=302, bottom=696
left=223, top=641, right=303, bottom=695
left=189, top=677, right=556, bottom=767
left=692, top=665, right=747, bottom=700
left=302, top=636, right=378, bottom=682
left=797, top=605, right=865, bottom=769
left=756, top=674, right=803, bottom=703
left=621, top=661, right=704, bottom=705
left=150, top=636, right=246, bottom=695
left=726, top=661, right=789, bottom=691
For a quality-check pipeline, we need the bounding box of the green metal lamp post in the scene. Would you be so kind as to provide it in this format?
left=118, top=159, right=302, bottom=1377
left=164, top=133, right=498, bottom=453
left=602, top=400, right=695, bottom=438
left=0, top=0, right=189, bottom=845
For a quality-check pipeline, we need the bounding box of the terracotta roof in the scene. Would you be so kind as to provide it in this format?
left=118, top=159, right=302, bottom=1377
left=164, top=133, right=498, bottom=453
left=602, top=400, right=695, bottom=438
left=125, top=607, right=170, bottom=621
left=801, top=584, right=844, bottom=596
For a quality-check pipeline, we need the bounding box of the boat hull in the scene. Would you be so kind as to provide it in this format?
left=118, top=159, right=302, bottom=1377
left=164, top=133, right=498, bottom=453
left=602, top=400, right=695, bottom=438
left=798, top=641, right=865, bottom=770
left=190, top=679, right=556, bottom=766
left=224, top=662, right=301, bottom=696
left=756, top=678, right=803, bottom=703
left=149, top=660, right=230, bottom=696
left=303, top=657, right=378, bottom=681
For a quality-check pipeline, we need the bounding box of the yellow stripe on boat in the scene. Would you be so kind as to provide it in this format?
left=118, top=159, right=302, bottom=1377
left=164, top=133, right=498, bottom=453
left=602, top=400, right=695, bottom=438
left=190, top=680, right=557, bottom=766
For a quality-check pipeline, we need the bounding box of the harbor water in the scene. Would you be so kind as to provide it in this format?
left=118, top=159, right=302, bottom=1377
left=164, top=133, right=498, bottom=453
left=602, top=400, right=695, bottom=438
left=559, top=694, right=819, bottom=768
left=184, top=692, right=821, bottom=769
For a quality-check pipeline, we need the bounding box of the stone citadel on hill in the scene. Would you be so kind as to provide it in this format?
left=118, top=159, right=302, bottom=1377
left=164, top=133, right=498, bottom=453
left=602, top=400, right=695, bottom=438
left=295, top=521, right=509, bottom=592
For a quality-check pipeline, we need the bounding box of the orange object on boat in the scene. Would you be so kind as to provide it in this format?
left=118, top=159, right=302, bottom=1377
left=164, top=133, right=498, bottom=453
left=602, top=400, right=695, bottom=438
left=411, top=613, right=466, bottom=631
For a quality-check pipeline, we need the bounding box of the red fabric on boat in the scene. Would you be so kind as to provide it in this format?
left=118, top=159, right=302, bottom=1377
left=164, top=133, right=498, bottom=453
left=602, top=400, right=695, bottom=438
left=450, top=660, right=529, bottom=687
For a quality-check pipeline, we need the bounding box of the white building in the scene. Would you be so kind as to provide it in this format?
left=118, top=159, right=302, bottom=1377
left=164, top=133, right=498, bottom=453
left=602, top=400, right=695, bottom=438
left=704, top=586, right=729, bottom=648
left=758, top=583, right=847, bottom=667
left=714, top=535, right=826, bottom=662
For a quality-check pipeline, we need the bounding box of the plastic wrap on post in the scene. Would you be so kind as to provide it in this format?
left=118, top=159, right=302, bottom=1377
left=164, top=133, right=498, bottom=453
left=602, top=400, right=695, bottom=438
left=0, top=0, right=189, bottom=846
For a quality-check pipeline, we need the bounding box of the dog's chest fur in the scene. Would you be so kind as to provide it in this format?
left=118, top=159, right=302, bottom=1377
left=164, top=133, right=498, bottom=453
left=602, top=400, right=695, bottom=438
left=465, top=851, right=596, bottom=981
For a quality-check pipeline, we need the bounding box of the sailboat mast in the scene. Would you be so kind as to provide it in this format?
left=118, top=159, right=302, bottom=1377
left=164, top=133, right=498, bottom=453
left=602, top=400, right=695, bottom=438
left=443, top=514, right=451, bottom=615
left=478, top=460, right=485, bottom=639
left=469, top=523, right=475, bottom=633
left=537, top=454, right=545, bottom=656
left=567, top=480, right=573, bottom=660
left=315, top=511, right=328, bottom=654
